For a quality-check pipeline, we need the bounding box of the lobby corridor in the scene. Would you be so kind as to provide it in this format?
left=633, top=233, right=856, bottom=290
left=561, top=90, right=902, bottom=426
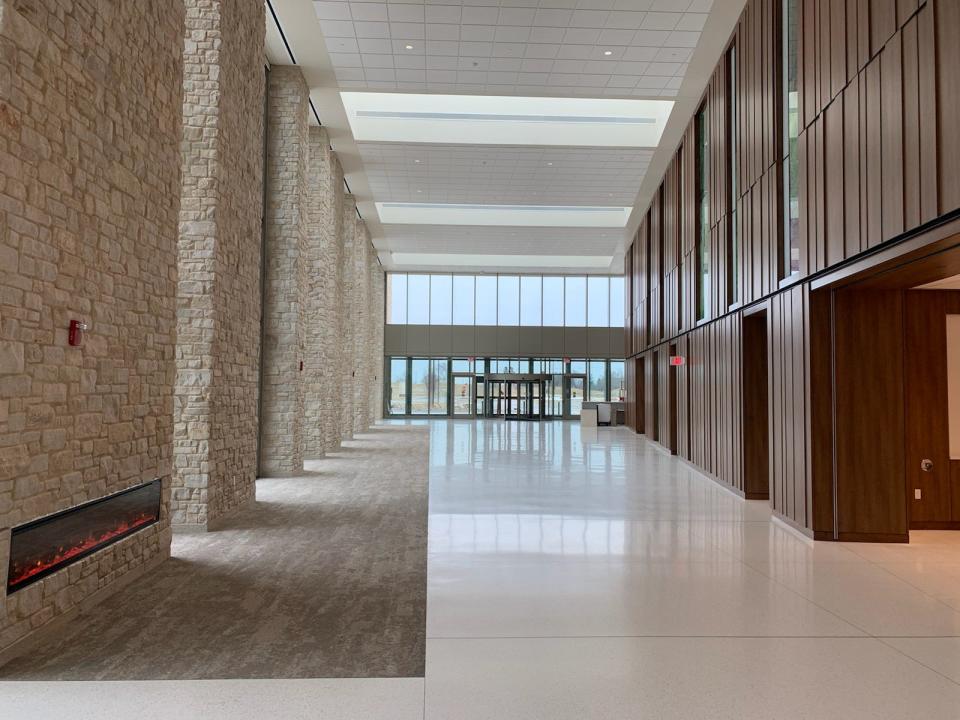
left=5, top=419, right=960, bottom=719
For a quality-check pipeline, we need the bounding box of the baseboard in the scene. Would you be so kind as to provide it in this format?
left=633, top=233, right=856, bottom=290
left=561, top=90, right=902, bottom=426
left=814, top=530, right=910, bottom=543
left=772, top=513, right=816, bottom=542
left=910, top=521, right=960, bottom=530
left=0, top=545, right=170, bottom=669
left=675, top=456, right=746, bottom=499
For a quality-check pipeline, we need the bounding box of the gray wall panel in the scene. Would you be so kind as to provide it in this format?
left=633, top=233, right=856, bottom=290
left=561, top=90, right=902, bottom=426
left=429, top=326, right=453, bottom=354
left=450, top=326, right=477, bottom=355
left=406, top=325, right=429, bottom=354
left=541, top=327, right=565, bottom=355
left=564, top=328, right=588, bottom=356
left=475, top=327, right=498, bottom=355
left=518, top=327, right=542, bottom=355
left=587, top=328, right=612, bottom=358
left=388, top=324, right=621, bottom=359
left=497, top=327, right=520, bottom=355
left=384, top=325, right=407, bottom=355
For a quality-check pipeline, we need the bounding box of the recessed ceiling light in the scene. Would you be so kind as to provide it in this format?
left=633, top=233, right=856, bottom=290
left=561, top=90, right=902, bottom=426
left=547, top=162, right=553, bottom=166
left=405, top=44, right=414, bottom=50
left=414, top=159, right=420, bottom=163
left=603, top=50, right=613, bottom=56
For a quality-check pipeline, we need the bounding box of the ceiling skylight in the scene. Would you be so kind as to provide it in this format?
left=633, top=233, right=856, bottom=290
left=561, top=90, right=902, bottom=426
left=341, top=93, right=674, bottom=147
left=377, top=203, right=632, bottom=228
left=390, top=253, right=613, bottom=268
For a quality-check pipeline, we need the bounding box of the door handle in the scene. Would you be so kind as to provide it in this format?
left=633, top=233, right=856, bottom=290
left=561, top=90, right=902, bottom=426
left=920, top=458, right=934, bottom=472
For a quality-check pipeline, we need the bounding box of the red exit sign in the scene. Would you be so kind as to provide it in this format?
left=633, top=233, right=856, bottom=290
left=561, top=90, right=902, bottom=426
left=669, top=356, right=685, bottom=366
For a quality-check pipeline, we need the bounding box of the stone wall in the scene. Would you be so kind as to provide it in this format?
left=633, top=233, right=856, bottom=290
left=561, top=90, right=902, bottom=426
left=0, top=0, right=182, bottom=653
left=174, top=0, right=264, bottom=529
left=352, top=222, right=371, bottom=434
left=369, top=255, right=385, bottom=423
left=258, top=66, right=308, bottom=477
left=304, top=127, right=344, bottom=458
left=339, top=196, right=358, bottom=442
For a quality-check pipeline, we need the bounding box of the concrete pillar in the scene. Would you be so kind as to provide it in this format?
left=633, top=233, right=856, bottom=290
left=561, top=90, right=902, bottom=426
left=259, top=66, right=309, bottom=476
left=174, top=0, right=265, bottom=530
left=304, top=127, right=345, bottom=457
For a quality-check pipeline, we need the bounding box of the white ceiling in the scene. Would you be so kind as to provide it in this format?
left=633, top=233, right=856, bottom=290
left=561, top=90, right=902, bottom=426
left=266, top=0, right=744, bottom=274
left=314, top=0, right=710, bottom=97
left=358, top=144, right=652, bottom=205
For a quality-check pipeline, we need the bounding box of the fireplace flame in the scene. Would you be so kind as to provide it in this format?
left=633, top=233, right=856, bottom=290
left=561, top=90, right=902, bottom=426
left=8, top=512, right=156, bottom=588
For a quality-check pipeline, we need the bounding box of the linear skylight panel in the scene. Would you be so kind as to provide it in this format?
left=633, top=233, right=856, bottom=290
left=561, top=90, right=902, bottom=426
left=376, top=203, right=632, bottom=227
left=341, top=93, right=674, bottom=147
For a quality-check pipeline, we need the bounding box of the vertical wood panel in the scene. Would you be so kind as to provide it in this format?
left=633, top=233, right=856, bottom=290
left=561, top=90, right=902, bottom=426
left=843, top=77, right=862, bottom=259
left=881, top=37, right=905, bottom=242
left=935, top=0, right=960, bottom=214
left=865, top=59, right=883, bottom=247
left=623, top=0, right=958, bottom=540
left=825, top=96, right=845, bottom=265
left=918, top=2, right=938, bottom=222
left=901, top=17, right=921, bottom=232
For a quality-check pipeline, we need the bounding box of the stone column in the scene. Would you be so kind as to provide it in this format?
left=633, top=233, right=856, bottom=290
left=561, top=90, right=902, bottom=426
left=174, top=0, right=265, bottom=530
left=339, top=197, right=358, bottom=441
left=353, top=222, right=371, bottom=434
left=369, top=255, right=385, bottom=423
left=304, top=127, right=344, bottom=458
left=259, top=66, right=309, bottom=476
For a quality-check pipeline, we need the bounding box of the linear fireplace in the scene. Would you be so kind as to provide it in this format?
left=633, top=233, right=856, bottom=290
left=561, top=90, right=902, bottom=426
left=6, top=479, right=162, bottom=594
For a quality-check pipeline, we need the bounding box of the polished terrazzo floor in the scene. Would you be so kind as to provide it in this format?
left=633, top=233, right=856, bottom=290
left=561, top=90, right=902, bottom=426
left=4, top=419, right=960, bottom=718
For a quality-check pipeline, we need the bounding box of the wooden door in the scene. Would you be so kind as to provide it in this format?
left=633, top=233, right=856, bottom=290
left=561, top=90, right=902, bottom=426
left=903, top=290, right=960, bottom=528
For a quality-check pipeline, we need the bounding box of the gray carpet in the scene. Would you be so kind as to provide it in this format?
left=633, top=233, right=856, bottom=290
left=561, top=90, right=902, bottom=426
left=1, top=425, right=429, bottom=680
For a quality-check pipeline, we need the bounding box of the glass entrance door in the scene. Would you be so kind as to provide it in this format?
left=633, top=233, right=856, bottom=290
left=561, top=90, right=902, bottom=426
left=452, top=374, right=475, bottom=416
left=544, top=374, right=563, bottom=418
left=565, top=375, right=587, bottom=418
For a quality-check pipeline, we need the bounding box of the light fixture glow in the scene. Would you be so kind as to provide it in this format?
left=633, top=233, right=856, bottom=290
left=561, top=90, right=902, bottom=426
left=377, top=202, right=631, bottom=227
left=603, top=50, right=613, bottom=56
left=390, top=253, right=613, bottom=268
left=405, top=44, right=414, bottom=50
left=340, top=92, right=674, bottom=147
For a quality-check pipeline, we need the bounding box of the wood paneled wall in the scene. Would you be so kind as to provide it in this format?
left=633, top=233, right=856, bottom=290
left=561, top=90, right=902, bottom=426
left=625, top=0, right=960, bottom=537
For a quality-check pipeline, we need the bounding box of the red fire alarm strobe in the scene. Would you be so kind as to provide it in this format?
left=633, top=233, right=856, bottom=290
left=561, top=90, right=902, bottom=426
left=669, top=355, right=685, bottom=366
left=68, top=320, right=88, bottom=347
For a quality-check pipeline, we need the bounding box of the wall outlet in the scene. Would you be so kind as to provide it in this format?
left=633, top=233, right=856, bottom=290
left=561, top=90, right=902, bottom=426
left=914, top=488, right=922, bottom=500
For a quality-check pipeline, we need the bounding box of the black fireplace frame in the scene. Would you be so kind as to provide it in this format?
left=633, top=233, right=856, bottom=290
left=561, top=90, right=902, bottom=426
left=6, top=478, right=162, bottom=594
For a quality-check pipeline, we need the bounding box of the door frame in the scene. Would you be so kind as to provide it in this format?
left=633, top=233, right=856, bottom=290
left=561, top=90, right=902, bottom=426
left=564, top=374, right=587, bottom=419
left=451, top=373, right=476, bottom=417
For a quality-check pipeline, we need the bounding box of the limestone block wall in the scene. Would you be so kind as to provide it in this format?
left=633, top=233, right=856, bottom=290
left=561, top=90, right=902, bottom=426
left=369, top=257, right=385, bottom=424
left=338, top=196, right=358, bottom=442
left=259, top=66, right=308, bottom=477
left=174, top=0, right=264, bottom=529
left=304, top=127, right=344, bottom=458
left=0, top=0, right=182, bottom=654
left=352, top=222, right=371, bottom=434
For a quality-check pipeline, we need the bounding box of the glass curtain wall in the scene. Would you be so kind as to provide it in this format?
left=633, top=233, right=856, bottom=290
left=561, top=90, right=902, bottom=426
left=782, top=0, right=800, bottom=277
left=387, top=273, right=625, bottom=328
left=610, top=360, right=625, bottom=402
left=389, top=358, right=407, bottom=414
left=386, top=357, right=625, bottom=417
left=588, top=361, right=607, bottom=402
left=410, top=358, right=448, bottom=415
